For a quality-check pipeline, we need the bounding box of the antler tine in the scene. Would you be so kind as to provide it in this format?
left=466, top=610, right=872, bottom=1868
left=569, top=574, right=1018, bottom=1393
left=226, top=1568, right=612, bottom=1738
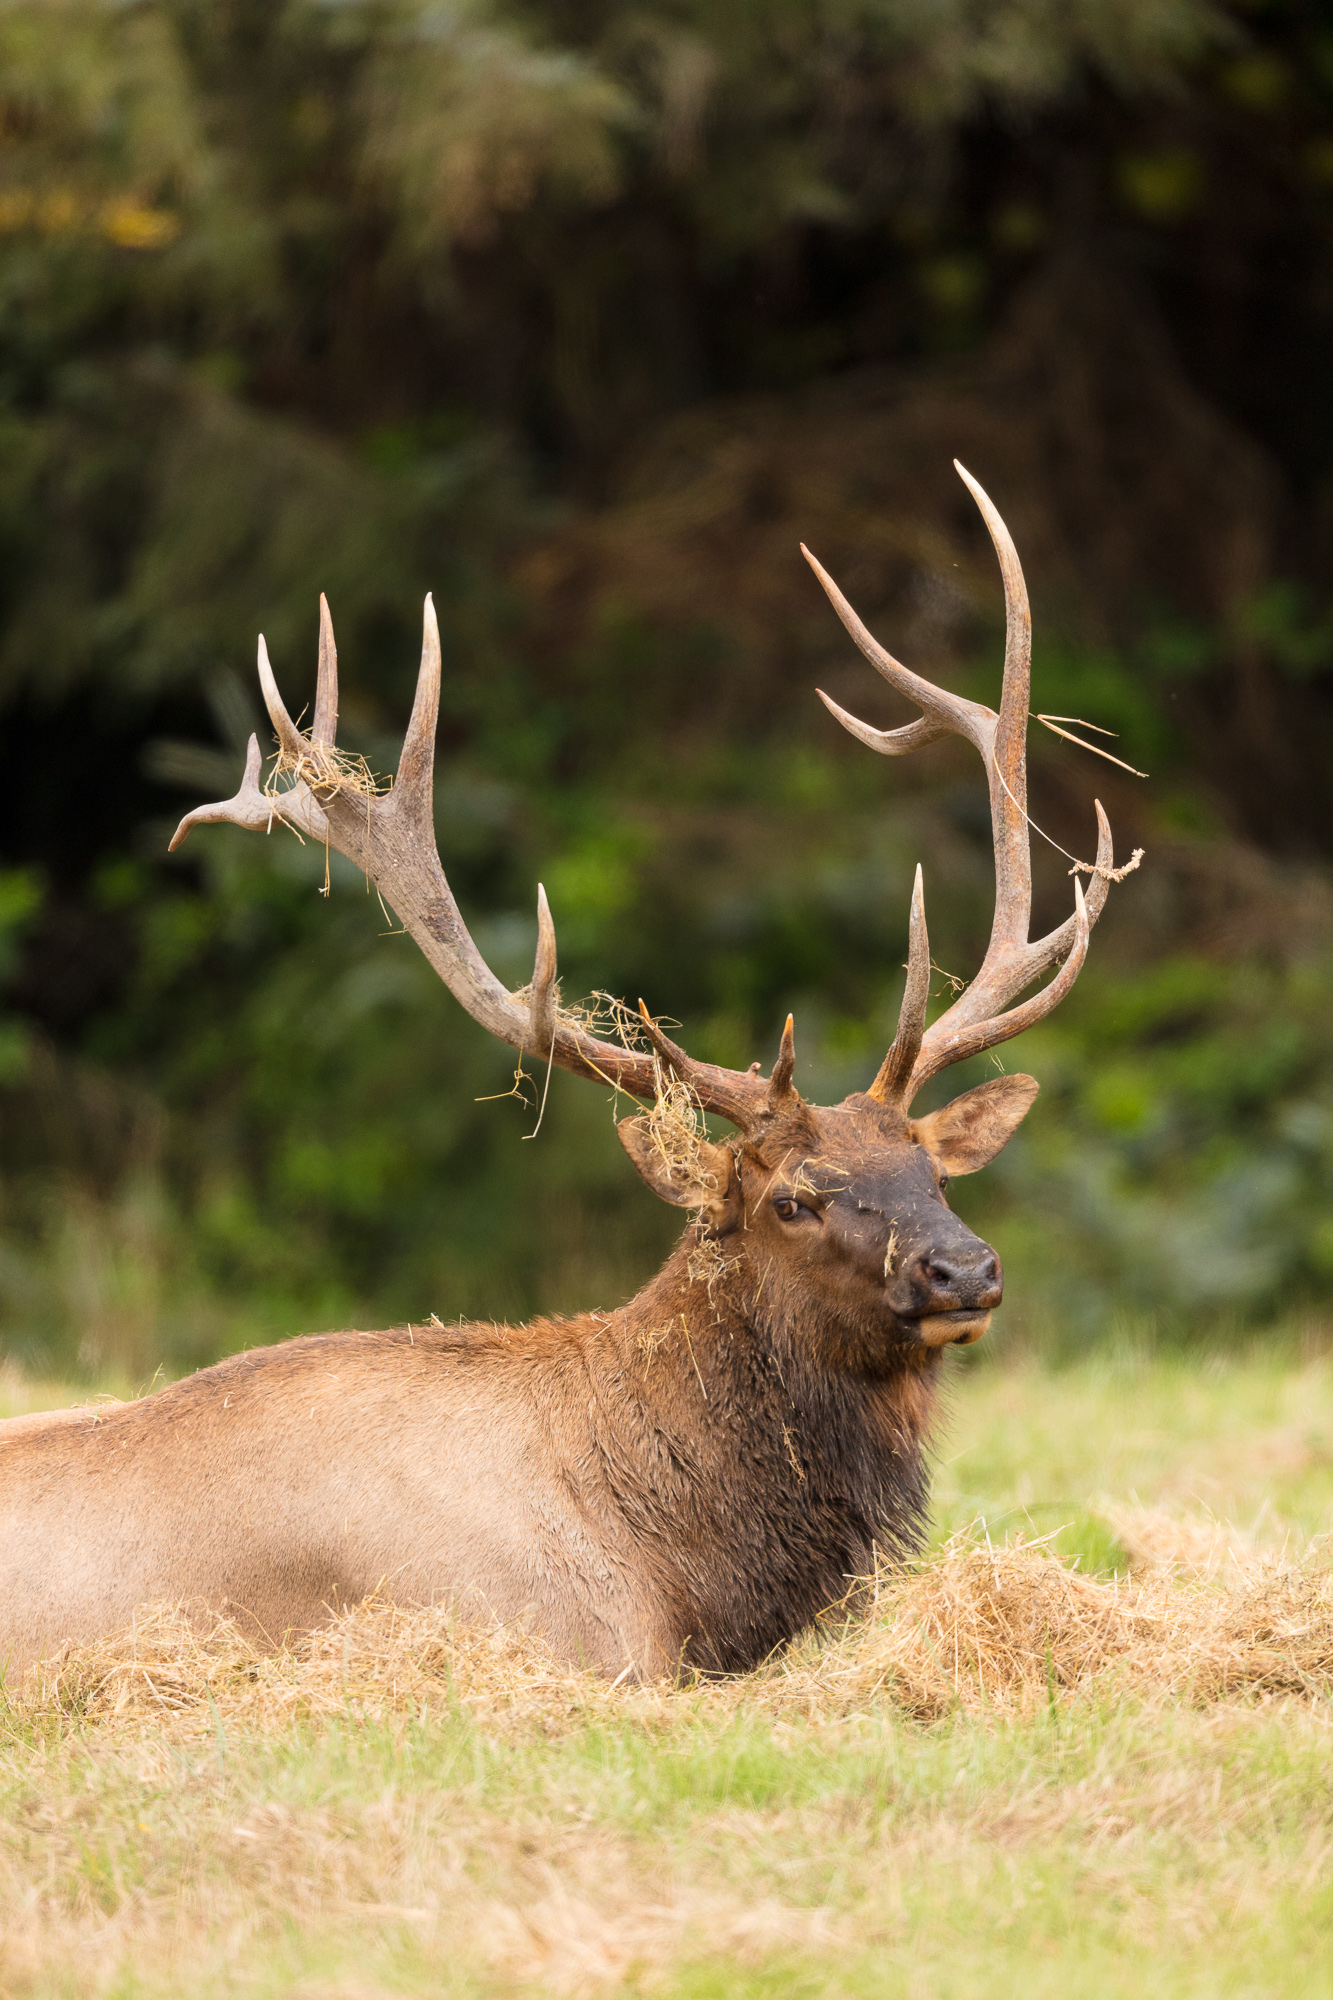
left=529, top=884, right=559, bottom=1058
left=914, top=795, right=1117, bottom=1054
left=801, top=543, right=991, bottom=752
left=629, top=999, right=764, bottom=1126
left=257, top=634, right=309, bottom=764
left=1086, top=798, right=1115, bottom=926
left=952, top=461, right=1032, bottom=954
left=394, top=594, right=441, bottom=816
left=767, top=1014, right=797, bottom=1105
left=169, top=733, right=281, bottom=849
left=816, top=688, right=950, bottom=758
left=312, top=594, right=338, bottom=749
left=1010, top=799, right=1115, bottom=995
left=636, top=999, right=696, bottom=1081
left=908, top=879, right=1090, bottom=1096
left=869, top=864, right=929, bottom=1105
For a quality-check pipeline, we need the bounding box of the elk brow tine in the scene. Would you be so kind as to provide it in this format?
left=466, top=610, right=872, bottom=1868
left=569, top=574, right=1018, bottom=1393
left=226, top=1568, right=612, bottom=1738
left=801, top=544, right=990, bottom=747
left=312, top=594, right=338, bottom=749
left=869, top=863, right=929, bottom=1105
left=257, top=635, right=310, bottom=763
left=565, top=1030, right=760, bottom=1124
left=907, top=879, right=1090, bottom=1097
left=953, top=461, right=1033, bottom=955
left=393, top=594, right=441, bottom=816
left=529, top=884, right=558, bottom=1057
left=816, top=688, right=950, bottom=757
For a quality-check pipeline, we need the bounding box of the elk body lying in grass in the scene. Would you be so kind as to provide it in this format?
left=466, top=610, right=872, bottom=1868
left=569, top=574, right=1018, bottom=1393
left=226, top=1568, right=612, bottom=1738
left=0, top=466, right=1130, bottom=1679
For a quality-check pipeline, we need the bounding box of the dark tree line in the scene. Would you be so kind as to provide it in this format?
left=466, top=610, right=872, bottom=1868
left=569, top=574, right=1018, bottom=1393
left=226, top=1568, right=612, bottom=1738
left=2, top=0, right=1333, bottom=1367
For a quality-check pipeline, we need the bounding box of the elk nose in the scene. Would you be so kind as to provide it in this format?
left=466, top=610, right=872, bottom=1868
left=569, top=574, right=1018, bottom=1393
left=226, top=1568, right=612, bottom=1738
left=913, top=1247, right=1002, bottom=1309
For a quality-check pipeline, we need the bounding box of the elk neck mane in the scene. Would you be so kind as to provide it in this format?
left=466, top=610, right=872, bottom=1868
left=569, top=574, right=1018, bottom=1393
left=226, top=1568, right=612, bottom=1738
left=414, top=1188, right=935, bottom=1675
left=597, top=1224, right=937, bottom=1672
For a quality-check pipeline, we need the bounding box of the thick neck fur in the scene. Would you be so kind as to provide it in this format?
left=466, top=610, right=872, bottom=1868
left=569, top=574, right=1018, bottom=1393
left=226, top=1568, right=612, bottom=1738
left=545, top=1219, right=942, bottom=1675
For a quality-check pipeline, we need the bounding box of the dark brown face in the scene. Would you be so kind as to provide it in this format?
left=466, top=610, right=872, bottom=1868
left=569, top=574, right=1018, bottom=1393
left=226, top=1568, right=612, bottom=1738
left=730, top=1097, right=1004, bottom=1352
left=620, top=1073, right=1040, bottom=1361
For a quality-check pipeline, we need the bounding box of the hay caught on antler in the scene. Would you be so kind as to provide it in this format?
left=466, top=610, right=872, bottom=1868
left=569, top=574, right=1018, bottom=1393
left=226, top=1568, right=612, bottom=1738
left=566, top=991, right=722, bottom=1206
left=552, top=990, right=650, bottom=1051
left=638, top=1060, right=717, bottom=1203
left=264, top=740, right=388, bottom=808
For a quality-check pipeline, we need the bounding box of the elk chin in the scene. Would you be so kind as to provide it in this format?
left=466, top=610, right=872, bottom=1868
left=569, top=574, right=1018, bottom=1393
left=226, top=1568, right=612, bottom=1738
left=910, top=1310, right=992, bottom=1348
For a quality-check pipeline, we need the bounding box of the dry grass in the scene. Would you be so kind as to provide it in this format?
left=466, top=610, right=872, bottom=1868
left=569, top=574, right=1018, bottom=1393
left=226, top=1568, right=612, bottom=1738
left=630, top=1062, right=716, bottom=1203
left=9, top=1354, right=1333, bottom=1997
left=787, top=1529, right=1333, bottom=1720
left=8, top=1539, right=1333, bottom=1999
left=1102, top=1502, right=1270, bottom=1577
left=15, top=1529, right=1333, bottom=1747
left=265, top=740, right=387, bottom=806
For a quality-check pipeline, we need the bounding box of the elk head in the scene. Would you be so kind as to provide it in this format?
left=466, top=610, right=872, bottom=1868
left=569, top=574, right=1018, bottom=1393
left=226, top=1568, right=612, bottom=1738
left=618, top=1008, right=1035, bottom=1358
left=171, top=463, right=1129, bottom=1357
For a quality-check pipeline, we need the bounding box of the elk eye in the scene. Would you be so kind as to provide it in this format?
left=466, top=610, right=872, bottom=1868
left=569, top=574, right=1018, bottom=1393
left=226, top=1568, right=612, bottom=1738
left=772, top=1196, right=801, bottom=1222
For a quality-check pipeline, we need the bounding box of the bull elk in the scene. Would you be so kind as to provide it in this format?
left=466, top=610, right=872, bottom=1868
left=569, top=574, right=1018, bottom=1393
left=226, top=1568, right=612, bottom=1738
left=0, top=465, right=1131, bottom=1678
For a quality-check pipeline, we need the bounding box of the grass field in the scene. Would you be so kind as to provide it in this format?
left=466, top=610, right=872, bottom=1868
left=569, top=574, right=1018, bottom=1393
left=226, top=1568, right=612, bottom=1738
left=4, top=1341, right=1333, bottom=1999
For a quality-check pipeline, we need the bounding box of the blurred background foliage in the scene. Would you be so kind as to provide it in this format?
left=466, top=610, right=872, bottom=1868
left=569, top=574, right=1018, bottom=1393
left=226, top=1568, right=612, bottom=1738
left=4, top=0, right=1333, bottom=1376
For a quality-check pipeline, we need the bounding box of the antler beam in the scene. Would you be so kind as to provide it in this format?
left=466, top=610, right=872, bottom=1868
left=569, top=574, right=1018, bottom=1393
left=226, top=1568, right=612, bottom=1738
left=171, top=595, right=771, bottom=1128
left=807, top=461, right=1123, bottom=1105
left=173, top=462, right=1126, bottom=1133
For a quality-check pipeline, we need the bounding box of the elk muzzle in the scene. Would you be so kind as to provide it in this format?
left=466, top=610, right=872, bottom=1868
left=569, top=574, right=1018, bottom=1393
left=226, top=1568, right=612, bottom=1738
left=901, top=1241, right=1003, bottom=1347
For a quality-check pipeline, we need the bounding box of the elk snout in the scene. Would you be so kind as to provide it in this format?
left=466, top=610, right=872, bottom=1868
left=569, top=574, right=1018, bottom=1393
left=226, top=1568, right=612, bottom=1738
left=903, top=1243, right=1003, bottom=1347
left=912, top=1245, right=1002, bottom=1308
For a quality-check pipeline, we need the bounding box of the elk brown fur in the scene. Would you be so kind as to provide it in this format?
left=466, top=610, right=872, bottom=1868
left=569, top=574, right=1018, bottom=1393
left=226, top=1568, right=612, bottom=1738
left=0, top=465, right=1135, bottom=1678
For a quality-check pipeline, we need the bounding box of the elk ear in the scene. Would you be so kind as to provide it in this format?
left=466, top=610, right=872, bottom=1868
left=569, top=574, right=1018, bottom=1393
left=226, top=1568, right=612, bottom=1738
left=617, top=1117, right=738, bottom=1219
left=910, top=1074, right=1039, bottom=1176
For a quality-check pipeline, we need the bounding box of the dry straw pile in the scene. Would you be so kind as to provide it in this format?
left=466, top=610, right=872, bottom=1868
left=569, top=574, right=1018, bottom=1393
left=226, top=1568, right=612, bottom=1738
left=13, top=1524, right=1333, bottom=1740
left=779, top=1529, right=1333, bottom=1722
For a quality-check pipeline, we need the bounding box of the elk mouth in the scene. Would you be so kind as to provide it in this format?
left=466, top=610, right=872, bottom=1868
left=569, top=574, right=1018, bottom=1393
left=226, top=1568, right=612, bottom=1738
left=905, top=1309, right=993, bottom=1348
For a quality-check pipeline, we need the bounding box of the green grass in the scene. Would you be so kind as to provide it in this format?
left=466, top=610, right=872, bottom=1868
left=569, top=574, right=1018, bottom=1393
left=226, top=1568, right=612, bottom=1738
left=933, top=1337, right=1333, bottom=1571
left=4, top=1345, right=1333, bottom=1998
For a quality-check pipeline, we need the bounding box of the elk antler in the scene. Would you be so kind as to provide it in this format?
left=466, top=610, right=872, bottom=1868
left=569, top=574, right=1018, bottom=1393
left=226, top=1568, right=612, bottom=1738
left=805, top=461, right=1125, bottom=1106
left=170, top=595, right=772, bottom=1127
